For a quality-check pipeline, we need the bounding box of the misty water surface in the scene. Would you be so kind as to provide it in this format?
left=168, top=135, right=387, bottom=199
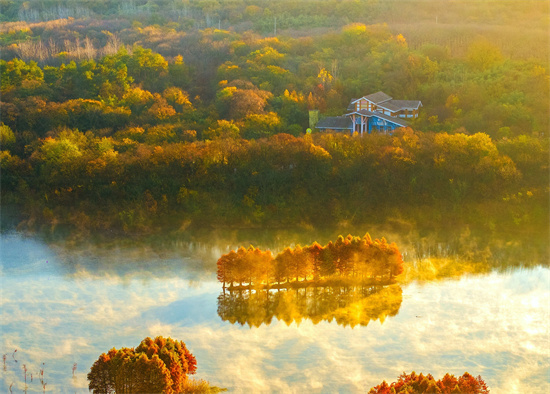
left=1, top=228, right=548, bottom=393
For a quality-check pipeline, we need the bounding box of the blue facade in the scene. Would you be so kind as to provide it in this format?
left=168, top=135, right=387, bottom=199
left=351, top=114, right=406, bottom=134
left=317, top=107, right=409, bottom=135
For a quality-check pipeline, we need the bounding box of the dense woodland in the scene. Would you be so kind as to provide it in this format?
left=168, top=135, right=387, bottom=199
left=0, top=0, right=548, bottom=232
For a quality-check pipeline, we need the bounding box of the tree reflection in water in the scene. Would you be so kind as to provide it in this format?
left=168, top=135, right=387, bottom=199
left=217, top=284, right=402, bottom=328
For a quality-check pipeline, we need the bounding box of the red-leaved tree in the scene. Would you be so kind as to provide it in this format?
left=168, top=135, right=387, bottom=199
left=368, top=371, right=490, bottom=394
left=88, top=336, right=196, bottom=394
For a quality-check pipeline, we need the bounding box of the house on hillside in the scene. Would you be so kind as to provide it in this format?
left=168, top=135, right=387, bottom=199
left=315, top=91, right=422, bottom=135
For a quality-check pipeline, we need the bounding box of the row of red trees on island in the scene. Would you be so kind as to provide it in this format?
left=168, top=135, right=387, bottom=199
left=216, top=233, right=404, bottom=288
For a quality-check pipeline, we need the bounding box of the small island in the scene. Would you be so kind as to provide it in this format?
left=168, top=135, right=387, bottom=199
left=216, top=233, right=404, bottom=290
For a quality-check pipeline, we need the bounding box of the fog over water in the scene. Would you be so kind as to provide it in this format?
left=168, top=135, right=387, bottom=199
left=1, top=229, right=548, bottom=393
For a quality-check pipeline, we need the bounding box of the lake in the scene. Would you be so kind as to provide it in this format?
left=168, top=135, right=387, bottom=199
left=1, top=226, right=548, bottom=393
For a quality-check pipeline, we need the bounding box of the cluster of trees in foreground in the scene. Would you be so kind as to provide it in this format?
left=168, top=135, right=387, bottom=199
left=217, top=234, right=404, bottom=288
left=217, top=284, right=402, bottom=328
left=87, top=336, right=221, bottom=394
left=369, top=371, right=489, bottom=394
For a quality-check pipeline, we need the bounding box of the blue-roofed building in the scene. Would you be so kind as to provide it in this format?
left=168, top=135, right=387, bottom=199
left=316, top=91, right=422, bottom=135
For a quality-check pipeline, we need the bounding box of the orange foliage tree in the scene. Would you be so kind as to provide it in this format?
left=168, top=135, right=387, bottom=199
left=369, top=371, right=490, bottom=394
left=88, top=336, right=196, bottom=394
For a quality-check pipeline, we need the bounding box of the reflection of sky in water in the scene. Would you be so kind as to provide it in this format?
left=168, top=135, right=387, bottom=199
left=1, top=232, right=549, bottom=393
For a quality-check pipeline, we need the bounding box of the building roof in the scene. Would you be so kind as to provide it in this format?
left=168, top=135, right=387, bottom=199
left=351, top=91, right=393, bottom=105
left=350, top=93, right=422, bottom=112
left=377, top=99, right=422, bottom=112
left=315, top=116, right=353, bottom=130
left=346, top=110, right=409, bottom=127
left=363, top=91, right=393, bottom=104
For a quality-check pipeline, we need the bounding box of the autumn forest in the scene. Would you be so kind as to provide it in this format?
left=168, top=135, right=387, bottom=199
left=1, top=0, right=549, bottom=393
left=1, top=0, right=548, bottom=235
